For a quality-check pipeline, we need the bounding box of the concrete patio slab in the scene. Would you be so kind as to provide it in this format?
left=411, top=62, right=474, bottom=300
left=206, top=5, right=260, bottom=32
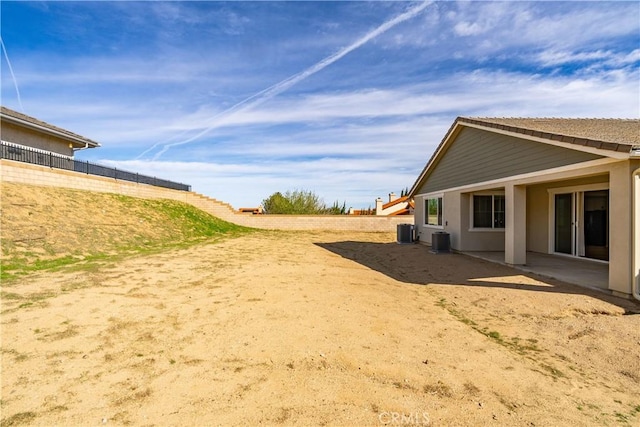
left=463, top=251, right=609, bottom=291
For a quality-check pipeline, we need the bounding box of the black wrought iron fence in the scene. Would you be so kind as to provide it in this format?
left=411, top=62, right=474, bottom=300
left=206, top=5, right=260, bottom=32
left=1, top=141, right=191, bottom=192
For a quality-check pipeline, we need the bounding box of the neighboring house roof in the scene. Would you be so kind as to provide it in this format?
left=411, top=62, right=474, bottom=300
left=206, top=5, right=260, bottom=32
left=388, top=207, right=411, bottom=216
left=409, top=117, right=640, bottom=197
left=378, top=196, right=414, bottom=216
left=382, top=195, right=410, bottom=210
left=0, top=106, right=101, bottom=149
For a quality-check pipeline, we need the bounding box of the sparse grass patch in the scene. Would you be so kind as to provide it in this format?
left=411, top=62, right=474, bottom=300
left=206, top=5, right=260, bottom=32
left=435, top=297, right=541, bottom=356
left=42, top=324, right=79, bottom=341
left=273, top=407, right=292, bottom=424
left=494, top=392, right=520, bottom=411
left=1, top=348, right=29, bottom=363
left=40, top=405, right=68, bottom=415
left=487, top=330, right=501, bottom=340
left=463, top=381, right=480, bottom=396
left=14, top=353, right=29, bottom=362
left=393, top=381, right=417, bottom=391
left=3, top=290, right=57, bottom=313
left=1, top=185, right=255, bottom=282
left=423, top=381, right=453, bottom=397
left=0, top=411, right=37, bottom=426
left=539, top=363, right=566, bottom=379
left=615, top=412, right=630, bottom=423
left=0, top=292, right=22, bottom=300
left=112, top=387, right=152, bottom=406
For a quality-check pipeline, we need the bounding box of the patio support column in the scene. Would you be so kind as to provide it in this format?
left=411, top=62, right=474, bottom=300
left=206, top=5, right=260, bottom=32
left=633, top=168, right=640, bottom=301
left=505, top=184, right=526, bottom=265
left=609, top=161, right=634, bottom=296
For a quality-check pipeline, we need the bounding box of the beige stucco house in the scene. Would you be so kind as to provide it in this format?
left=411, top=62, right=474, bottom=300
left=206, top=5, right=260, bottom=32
left=1, top=106, right=100, bottom=157
left=408, top=117, right=640, bottom=300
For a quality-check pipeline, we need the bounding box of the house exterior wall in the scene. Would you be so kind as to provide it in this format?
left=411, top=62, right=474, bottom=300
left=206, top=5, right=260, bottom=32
left=458, top=192, right=505, bottom=251
left=608, top=160, right=639, bottom=296
left=525, top=185, right=548, bottom=253
left=526, top=174, right=609, bottom=253
left=416, top=127, right=603, bottom=195
left=422, top=170, right=613, bottom=253
left=416, top=191, right=505, bottom=251
left=413, top=195, right=427, bottom=242
left=415, top=156, right=639, bottom=297
left=1, top=122, right=75, bottom=157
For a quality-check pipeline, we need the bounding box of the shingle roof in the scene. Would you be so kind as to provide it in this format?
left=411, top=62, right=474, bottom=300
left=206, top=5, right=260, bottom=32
left=0, top=106, right=101, bottom=148
left=409, top=116, right=640, bottom=197
left=459, top=117, right=639, bottom=153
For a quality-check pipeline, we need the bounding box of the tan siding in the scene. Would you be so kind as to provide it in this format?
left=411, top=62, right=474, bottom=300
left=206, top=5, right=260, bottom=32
left=1, top=122, right=74, bottom=156
left=418, top=127, right=603, bottom=194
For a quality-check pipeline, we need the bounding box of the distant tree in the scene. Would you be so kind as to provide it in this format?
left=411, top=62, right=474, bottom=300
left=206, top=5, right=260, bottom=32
left=325, top=200, right=347, bottom=215
left=262, top=190, right=345, bottom=214
left=261, top=191, right=293, bottom=214
left=401, top=187, right=410, bottom=197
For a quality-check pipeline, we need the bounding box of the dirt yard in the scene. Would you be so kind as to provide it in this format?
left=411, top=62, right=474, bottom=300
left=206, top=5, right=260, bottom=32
left=2, top=231, right=640, bottom=426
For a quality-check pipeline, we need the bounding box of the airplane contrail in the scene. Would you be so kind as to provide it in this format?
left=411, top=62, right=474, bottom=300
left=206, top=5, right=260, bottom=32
left=150, top=1, right=432, bottom=160
left=1, top=37, right=24, bottom=112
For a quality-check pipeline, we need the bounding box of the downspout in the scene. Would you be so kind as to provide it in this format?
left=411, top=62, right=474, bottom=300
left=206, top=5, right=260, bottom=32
left=633, top=168, right=640, bottom=301
left=73, top=142, right=90, bottom=152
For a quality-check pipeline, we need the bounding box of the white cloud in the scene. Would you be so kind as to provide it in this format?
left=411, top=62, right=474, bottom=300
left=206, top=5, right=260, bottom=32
left=453, top=21, right=483, bottom=36
left=17, top=66, right=636, bottom=160
left=536, top=49, right=640, bottom=68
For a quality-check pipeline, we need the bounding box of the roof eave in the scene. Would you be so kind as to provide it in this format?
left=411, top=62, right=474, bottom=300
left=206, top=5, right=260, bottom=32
left=408, top=117, right=463, bottom=198
left=459, top=117, right=632, bottom=158
left=1, top=114, right=101, bottom=149
left=408, top=117, right=634, bottom=198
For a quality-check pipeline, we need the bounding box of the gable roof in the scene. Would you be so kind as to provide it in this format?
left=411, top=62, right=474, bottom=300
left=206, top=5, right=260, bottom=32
left=0, top=106, right=101, bottom=149
left=382, top=195, right=410, bottom=210
left=380, top=196, right=414, bottom=216
left=409, top=117, right=640, bottom=197
left=459, top=117, right=639, bottom=152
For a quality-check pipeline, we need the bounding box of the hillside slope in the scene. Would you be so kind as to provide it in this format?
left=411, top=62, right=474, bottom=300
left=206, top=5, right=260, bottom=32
left=1, top=182, right=251, bottom=278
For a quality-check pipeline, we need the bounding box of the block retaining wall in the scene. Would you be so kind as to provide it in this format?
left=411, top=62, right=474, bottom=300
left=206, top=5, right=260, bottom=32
left=1, top=160, right=413, bottom=232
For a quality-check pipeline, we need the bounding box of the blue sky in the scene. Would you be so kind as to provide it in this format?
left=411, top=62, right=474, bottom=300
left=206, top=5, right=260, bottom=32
left=2, top=1, right=639, bottom=209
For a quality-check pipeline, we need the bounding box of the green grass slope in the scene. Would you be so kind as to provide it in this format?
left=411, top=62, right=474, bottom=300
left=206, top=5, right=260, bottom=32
left=1, top=182, right=252, bottom=280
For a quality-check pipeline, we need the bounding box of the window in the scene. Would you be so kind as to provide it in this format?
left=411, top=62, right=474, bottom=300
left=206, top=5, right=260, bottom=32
left=425, top=196, right=443, bottom=226
left=473, top=195, right=505, bottom=228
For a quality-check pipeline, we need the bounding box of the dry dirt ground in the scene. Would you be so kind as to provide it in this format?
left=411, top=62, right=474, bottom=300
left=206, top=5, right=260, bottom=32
left=2, top=230, right=640, bottom=426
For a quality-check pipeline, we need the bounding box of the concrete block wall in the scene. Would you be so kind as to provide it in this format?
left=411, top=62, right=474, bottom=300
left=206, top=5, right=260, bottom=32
left=1, top=159, right=190, bottom=203
left=1, top=160, right=413, bottom=232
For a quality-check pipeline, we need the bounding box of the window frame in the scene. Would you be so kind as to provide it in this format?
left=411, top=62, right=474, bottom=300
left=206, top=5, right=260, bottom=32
left=469, top=192, right=505, bottom=231
left=423, top=195, right=444, bottom=228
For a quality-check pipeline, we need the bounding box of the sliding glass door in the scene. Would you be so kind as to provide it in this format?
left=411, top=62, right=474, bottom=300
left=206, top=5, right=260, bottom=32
left=553, top=189, right=608, bottom=261
left=554, top=193, right=573, bottom=254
